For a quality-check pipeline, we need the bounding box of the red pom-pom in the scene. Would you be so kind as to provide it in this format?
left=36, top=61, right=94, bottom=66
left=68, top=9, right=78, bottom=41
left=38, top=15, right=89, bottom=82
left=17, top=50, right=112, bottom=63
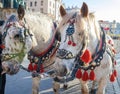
left=82, top=71, right=89, bottom=81
left=110, top=73, right=116, bottom=82
left=113, top=70, right=117, bottom=77
left=89, top=70, right=96, bottom=81
left=75, top=69, right=82, bottom=79
left=28, top=63, right=33, bottom=71
left=40, top=64, right=44, bottom=73
left=33, top=64, right=38, bottom=70
left=72, top=42, right=76, bottom=46
left=80, top=49, right=92, bottom=63
left=68, top=41, right=72, bottom=45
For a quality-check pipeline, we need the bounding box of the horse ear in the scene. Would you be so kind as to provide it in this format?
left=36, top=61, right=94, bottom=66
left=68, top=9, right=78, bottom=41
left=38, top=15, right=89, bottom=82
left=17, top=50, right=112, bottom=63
left=60, top=5, right=66, bottom=17
left=81, top=2, right=89, bottom=17
left=17, top=4, right=25, bottom=20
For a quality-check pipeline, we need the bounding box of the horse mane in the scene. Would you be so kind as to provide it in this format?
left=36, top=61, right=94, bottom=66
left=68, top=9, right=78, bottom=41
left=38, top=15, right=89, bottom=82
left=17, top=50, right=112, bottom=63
left=88, top=12, right=101, bottom=40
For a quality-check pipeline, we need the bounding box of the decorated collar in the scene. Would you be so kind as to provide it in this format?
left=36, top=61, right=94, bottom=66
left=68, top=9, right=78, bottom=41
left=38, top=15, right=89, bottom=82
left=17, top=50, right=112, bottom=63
left=54, top=27, right=107, bottom=83
left=27, top=22, right=60, bottom=73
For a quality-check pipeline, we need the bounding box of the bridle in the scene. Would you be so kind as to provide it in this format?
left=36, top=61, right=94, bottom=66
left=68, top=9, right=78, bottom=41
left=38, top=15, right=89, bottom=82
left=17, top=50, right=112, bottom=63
left=1, top=15, right=32, bottom=62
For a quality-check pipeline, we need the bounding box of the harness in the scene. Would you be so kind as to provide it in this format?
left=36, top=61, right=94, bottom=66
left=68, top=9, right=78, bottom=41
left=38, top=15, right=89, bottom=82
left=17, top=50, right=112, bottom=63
left=54, top=13, right=117, bottom=83
left=1, top=15, right=60, bottom=77
left=27, top=36, right=60, bottom=74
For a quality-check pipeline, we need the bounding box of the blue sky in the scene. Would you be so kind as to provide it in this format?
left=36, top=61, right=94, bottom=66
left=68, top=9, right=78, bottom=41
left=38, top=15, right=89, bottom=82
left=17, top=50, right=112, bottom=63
left=62, top=0, right=120, bottom=22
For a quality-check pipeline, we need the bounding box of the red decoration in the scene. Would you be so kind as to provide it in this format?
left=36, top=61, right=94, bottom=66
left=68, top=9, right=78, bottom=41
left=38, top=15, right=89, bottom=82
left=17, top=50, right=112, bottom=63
left=82, top=71, right=89, bottom=81
left=89, top=70, right=96, bottom=81
left=75, top=69, right=82, bottom=79
left=80, top=49, right=92, bottom=63
left=40, top=64, right=44, bottom=73
left=28, top=63, right=33, bottom=71
left=112, top=48, right=116, bottom=54
left=104, top=27, right=109, bottom=31
left=33, top=64, right=38, bottom=70
left=72, top=42, right=76, bottom=46
left=68, top=40, right=72, bottom=45
left=0, top=44, right=5, bottom=49
left=113, top=70, right=117, bottom=77
left=108, top=40, right=111, bottom=44
left=114, top=61, right=117, bottom=65
left=110, top=73, right=116, bottom=82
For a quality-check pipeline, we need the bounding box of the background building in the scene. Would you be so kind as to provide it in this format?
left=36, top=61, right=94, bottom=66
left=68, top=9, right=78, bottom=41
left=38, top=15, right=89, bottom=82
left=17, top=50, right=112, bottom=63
left=25, top=0, right=62, bottom=21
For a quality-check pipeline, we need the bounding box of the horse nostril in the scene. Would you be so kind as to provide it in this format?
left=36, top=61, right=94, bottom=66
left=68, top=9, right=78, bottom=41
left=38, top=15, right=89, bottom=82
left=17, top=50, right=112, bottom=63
left=14, top=34, right=20, bottom=39
left=64, top=67, right=67, bottom=75
left=7, top=67, right=10, bottom=73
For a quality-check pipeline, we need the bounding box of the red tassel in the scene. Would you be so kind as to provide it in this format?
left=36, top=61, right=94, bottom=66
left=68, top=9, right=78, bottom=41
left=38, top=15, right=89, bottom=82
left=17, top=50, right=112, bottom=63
left=72, top=42, right=76, bottom=46
left=113, top=70, right=117, bottom=77
left=40, top=64, right=44, bottom=73
left=80, top=49, right=92, bottom=63
left=75, top=69, right=82, bottom=79
left=28, top=63, right=33, bottom=71
left=89, top=70, right=96, bottom=81
left=33, top=64, right=38, bottom=70
left=110, top=73, right=116, bottom=82
left=82, top=71, right=89, bottom=81
left=68, top=40, right=72, bottom=45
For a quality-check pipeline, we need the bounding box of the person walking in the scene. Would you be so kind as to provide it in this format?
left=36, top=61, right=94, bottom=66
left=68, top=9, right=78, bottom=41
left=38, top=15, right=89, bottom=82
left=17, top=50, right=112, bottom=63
left=0, top=21, right=6, bottom=94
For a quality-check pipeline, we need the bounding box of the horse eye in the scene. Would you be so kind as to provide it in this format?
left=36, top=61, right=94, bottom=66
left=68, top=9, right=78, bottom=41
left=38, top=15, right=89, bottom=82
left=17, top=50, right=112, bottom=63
left=14, top=34, right=20, bottom=39
left=63, top=23, right=65, bottom=26
left=78, top=33, right=81, bottom=36
left=78, top=32, right=83, bottom=36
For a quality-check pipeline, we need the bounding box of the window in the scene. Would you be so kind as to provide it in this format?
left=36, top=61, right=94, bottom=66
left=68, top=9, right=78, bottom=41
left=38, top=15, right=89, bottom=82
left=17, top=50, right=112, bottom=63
left=32, top=9, right=35, bottom=12
left=41, top=0, right=43, bottom=6
left=49, top=9, right=51, bottom=14
left=40, top=8, right=43, bottom=13
left=30, top=2, right=32, bottom=7
left=53, top=11, right=54, bottom=15
left=53, top=3, right=54, bottom=8
left=35, top=1, right=37, bottom=6
left=49, top=1, right=51, bottom=7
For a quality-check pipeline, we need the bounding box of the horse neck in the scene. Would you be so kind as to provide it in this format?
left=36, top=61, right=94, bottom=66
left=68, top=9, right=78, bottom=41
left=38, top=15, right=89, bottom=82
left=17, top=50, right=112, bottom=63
left=27, top=18, right=54, bottom=55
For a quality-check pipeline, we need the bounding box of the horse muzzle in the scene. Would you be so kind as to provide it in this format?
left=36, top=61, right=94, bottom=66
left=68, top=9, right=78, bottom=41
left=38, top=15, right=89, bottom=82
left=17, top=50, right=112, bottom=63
left=2, top=61, right=20, bottom=75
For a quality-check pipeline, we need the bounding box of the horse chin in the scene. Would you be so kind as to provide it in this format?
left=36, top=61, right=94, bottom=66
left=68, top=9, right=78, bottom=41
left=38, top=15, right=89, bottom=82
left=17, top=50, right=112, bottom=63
left=2, top=61, right=20, bottom=75
left=54, top=63, right=69, bottom=77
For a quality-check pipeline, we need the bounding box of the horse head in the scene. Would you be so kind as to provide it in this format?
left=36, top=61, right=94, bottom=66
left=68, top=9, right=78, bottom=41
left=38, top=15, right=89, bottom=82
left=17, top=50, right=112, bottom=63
left=1, top=7, right=33, bottom=75
left=54, top=2, right=102, bottom=78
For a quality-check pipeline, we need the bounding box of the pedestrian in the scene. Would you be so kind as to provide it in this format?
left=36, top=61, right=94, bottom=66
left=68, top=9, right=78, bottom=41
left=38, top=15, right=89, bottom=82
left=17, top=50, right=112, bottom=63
left=0, top=20, right=6, bottom=94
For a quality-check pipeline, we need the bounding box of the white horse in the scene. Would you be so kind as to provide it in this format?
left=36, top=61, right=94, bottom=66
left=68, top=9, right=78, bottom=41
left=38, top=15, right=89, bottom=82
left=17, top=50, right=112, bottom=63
left=53, top=2, right=117, bottom=94
left=1, top=6, right=61, bottom=94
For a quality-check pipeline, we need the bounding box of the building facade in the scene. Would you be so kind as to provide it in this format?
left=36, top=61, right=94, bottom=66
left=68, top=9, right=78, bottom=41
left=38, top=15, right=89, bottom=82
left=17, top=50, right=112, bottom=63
left=25, top=0, right=62, bottom=21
